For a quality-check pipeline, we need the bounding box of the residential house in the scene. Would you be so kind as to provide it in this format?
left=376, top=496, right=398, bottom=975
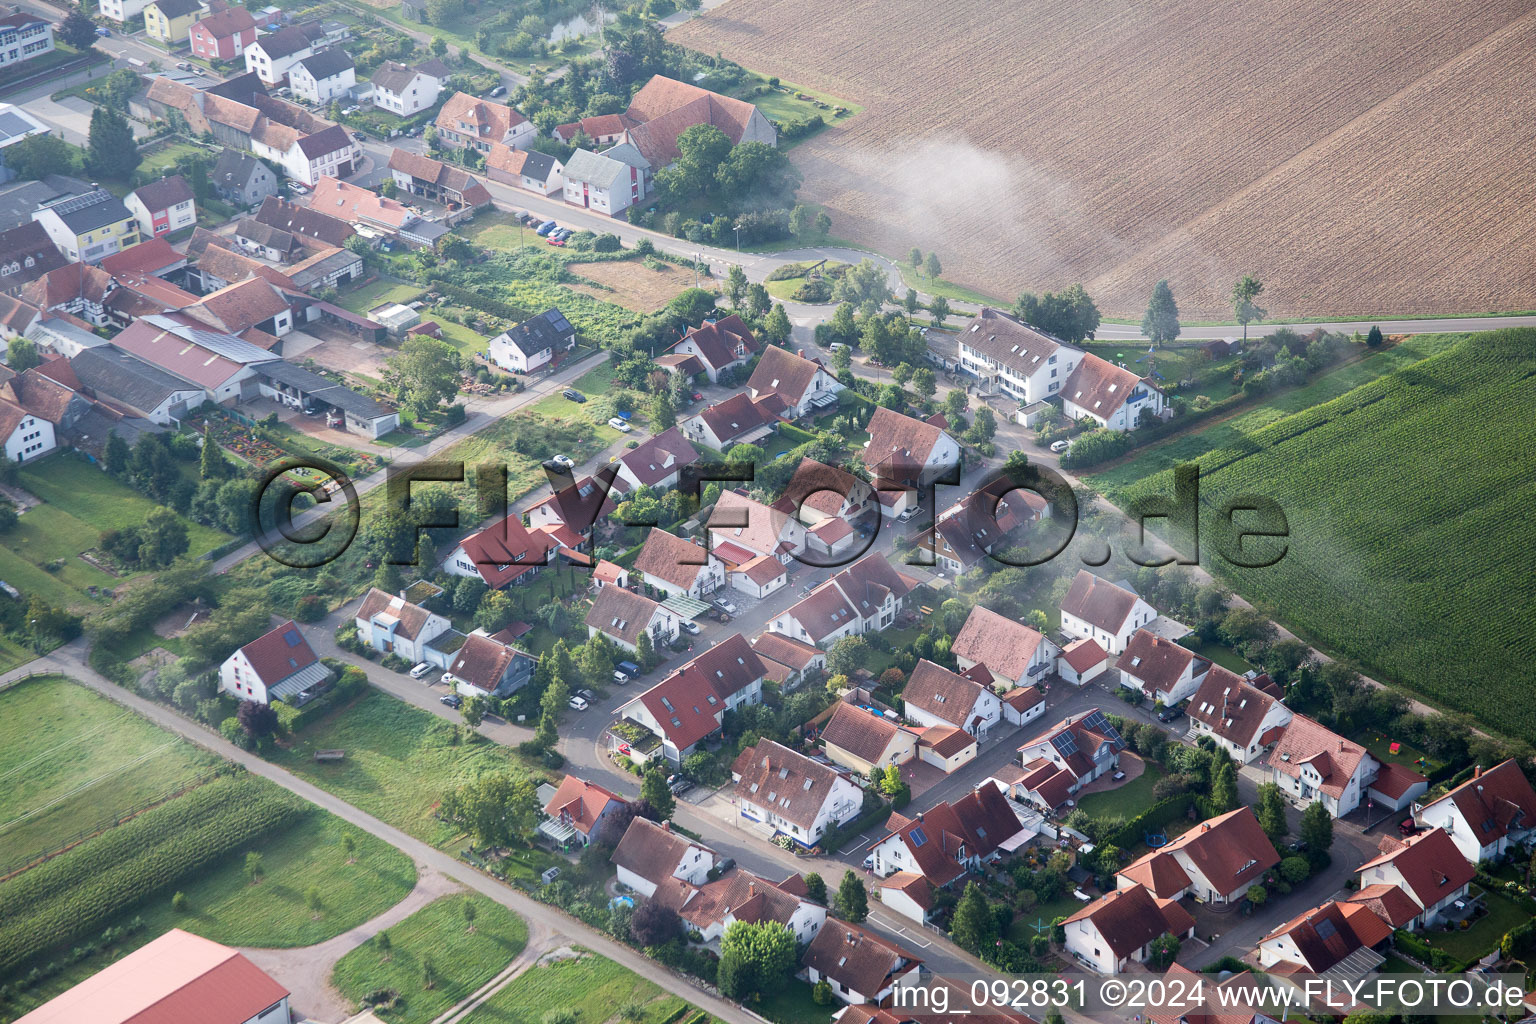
left=1186, top=666, right=1293, bottom=764
left=19, top=262, right=115, bottom=327
left=447, top=633, right=536, bottom=700
left=867, top=785, right=1027, bottom=917
left=819, top=702, right=917, bottom=777
left=768, top=551, right=913, bottom=648
left=0, top=294, right=39, bottom=347
left=0, top=382, right=57, bottom=461
left=190, top=6, right=259, bottom=61
left=99, top=0, right=151, bottom=22
left=585, top=585, right=679, bottom=654
left=553, top=112, right=635, bottom=147
left=1367, top=761, right=1430, bottom=813
left=1264, top=714, right=1380, bottom=818
left=288, top=47, right=355, bottom=105
left=748, top=631, right=825, bottom=690
left=112, top=313, right=278, bottom=403
left=1355, top=827, right=1475, bottom=930
left=0, top=221, right=67, bottom=295
left=1061, top=352, right=1167, bottom=431
left=730, top=554, right=787, bottom=600
left=0, top=13, right=53, bottom=74
left=211, top=149, right=279, bottom=207
left=592, top=559, right=627, bottom=590
left=631, top=528, right=723, bottom=600
left=180, top=276, right=296, bottom=344
left=861, top=406, right=961, bottom=493
left=252, top=116, right=357, bottom=187
left=541, top=775, right=625, bottom=848
left=308, top=176, right=418, bottom=235
left=956, top=306, right=1082, bottom=402
left=143, top=0, right=206, bottom=45
left=771, top=458, right=876, bottom=532
left=916, top=726, right=978, bottom=772
left=487, top=307, right=575, bottom=374
left=13, top=928, right=291, bottom=1024
left=679, top=389, right=784, bottom=450
left=243, top=23, right=327, bottom=85
left=218, top=619, right=331, bottom=705
left=252, top=194, right=354, bottom=248
left=612, top=817, right=714, bottom=898
left=32, top=190, right=140, bottom=263
left=1059, top=570, right=1157, bottom=654
left=434, top=92, right=536, bottom=158
left=708, top=489, right=806, bottom=568
left=97, top=235, right=186, bottom=280
left=1414, top=759, right=1536, bottom=864
left=65, top=345, right=204, bottom=425
left=952, top=605, right=1059, bottom=690
left=386, top=149, right=492, bottom=210
left=609, top=75, right=776, bottom=169
left=125, top=175, right=198, bottom=239
left=901, top=658, right=1003, bottom=739
left=746, top=345, right=843, bottom=418
left=925, top=476, right=1049, bottom=575
left=664, top=314, right=760, bottom=384
left=443, top=512, right=559, bottom=589
left=526, top=470, right=620, bottom=543
left=369, top=60, right=444, bottom=117
left=1117, top=807, right=1280, bottom=905
left=1116, top=629, right=1211, bottom=706
left=353, top=586, right=451, bottom=664
left=679, top=868, right=827, bottom=946
left=560, top=144, right=650, bottom=216
left=998, top=684, right=1045, bottom=728
left=1062, top=884, right=1196, bottom=975
left=1011, top=709, right=1125, bottom=813
left=801, top=922, right=921, bottom=1007
left=731, top=738, right=862, bottom=847
left=615, top=633, right=766, bottom=765
left=1257, top=899, right=1391, bottom=974
left=611, top=426, right=698, bottom=495
left=485, top=146, right=563, bottom=196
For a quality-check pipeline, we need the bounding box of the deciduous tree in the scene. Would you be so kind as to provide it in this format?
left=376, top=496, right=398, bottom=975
left=1232, top=274, right=1266, bottom=342
left=641, top=766, right=675, bottom=821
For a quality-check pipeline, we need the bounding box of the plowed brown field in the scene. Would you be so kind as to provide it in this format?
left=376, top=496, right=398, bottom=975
left=670, top=0, right=1536, bottom=318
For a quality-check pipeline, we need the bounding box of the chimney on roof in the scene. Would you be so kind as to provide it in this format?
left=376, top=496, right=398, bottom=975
left=1475, top=765, right=1482, bottom=779
left=749, top=880, right=755, bottom=897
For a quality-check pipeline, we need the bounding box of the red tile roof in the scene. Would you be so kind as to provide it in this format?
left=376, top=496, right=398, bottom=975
left=1061, top=570, right=1141, bottom=633
left=862, top=406, right=949, bottom=482
left=1369, top=761, right=1428, bottom=800
left=1261, top=900, right=1388, bottom=972
left=1357, top=827, right=1474, bottom=910
left=731, top=739, right=849, bottom=830
left=625, top=633, right=766, bottom=752
left=98, top=236, right=183, bottom=278
left=877, top=870, right=933, bottom=910
left=1116, top=629, right=1209, bottom=695
left=1119, top=807, right=1279, bottom=899
left=456, top=514, right=557, bottom=588
left=747, top=345, right=827, bottom=407
left=1064, top=884, right=1190, bottom=959
left=917, top=724, right=974, bottom=759
left=1424, top=759, right=1536, bottom=847
left=356, top=587, right=437, bottom=641
left=821, top=703, right=906, bottom=764
left=749, top=631, right=823, bottom=673
left=616, top=426, right=697, bottom=487
left=632, top=528, right=715, bottom=592
left=1060, top=637, right=1108, bottom=673
left=779, top=551, right=912, bottom=644
left=691, top=390, right=783, bottom=446
left=611, top=817, right=710, bottom=888
left=1001, top=686, right=1044, bottom=715
left=952, top=605, right=1049, bottom=683
left=902, top=659, right=986, bottom=730
left=585, top=585, right=664, bottom=648
left=671, top=313, right=759, bottom=371
left=1343, top=883, right=1422, bottom=929
left=802, top=921, right=918, bottom=999
left=1062, top=352, right=1154, bottom=419
left=1187, top=666, right=1283, bottom=750
left=543, top=775, right=624, bottom=837
left=237, top=619, right=317, bottom=688
left=1264, top=714, right=1373, bottom=799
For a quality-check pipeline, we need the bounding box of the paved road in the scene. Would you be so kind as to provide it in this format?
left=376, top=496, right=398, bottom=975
left=2, top=642, right=765, bottom=1024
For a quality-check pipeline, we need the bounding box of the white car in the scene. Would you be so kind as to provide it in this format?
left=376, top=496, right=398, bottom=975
left=552, top=454, right=576, bottom=469
left=1050, top=439, right=1071, bottom=453
left=680, top=620, right=701, bottom=635
left=568, top=695, right=590, bottom=711
left=713, top=597, right=737, bottom=615
left=608, top=418, right=632, bottom=432
left=409, top=662, right=433, bottom=679
left=897, top=506, right=922, bottom=523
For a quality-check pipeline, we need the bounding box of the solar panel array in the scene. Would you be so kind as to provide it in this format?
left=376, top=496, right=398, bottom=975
left=1083, top=709, right=1122, bottom=743
left=1050, top=731, right=1078, bottom=758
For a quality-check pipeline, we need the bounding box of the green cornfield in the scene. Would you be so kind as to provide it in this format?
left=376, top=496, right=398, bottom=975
left=1109, top=329, right=1536, bottom=740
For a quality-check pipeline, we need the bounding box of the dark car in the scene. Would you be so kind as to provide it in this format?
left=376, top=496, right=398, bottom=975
left=563, top=389, right=586, bottom=402
left=439, top=694, right=463, bottom=709
left=351, top=131, right=367, bottom=141
left=1156, top=705, right=1184, bottom=722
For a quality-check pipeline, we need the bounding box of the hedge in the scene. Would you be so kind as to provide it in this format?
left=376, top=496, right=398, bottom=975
left=0, top=776, right=305, bottom=973
left=1104, top=794, right=1195, bottom=849
left=426, top=277, right=533, bottom=324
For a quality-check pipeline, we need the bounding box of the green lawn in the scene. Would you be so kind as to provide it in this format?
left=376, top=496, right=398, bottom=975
left=459, top=952, right=694, bottom=1024
left=275, top=689, right=539, bottom=847
left=753, top=980, right=832, bottom=1024
left=137, top=140, right=212, bottom=179
left=460, top=212, right=538, bottom=252
left=1177, top=637, right=1255, bottom=676
left=427, top=316, right=490, bottom=358
left=0, top=676, right=219, bottom=873
left=1007, top=893, right=1083, bottom=942
left=331, top=894, right=528, bottom=1024
left=1423, top=887, right=1530, bottom=964
left=0, top=457, right=230, bottom=612
left=1077, top=763, right=1166, bottom=821
left=1358, top=733, right=1441, bottom=776
left=338, top=277, right=425, bottom=315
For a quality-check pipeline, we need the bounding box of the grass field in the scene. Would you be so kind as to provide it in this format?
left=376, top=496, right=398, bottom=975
left=1077, top=763, right=1165, bottom=821
left=671, top=0, right=1536, bottom=319
left=567, top=259, right=700, bottom=312
left=459, top=951, right=695, bottom=1024
left=136, top=140, right=213, bottom=179
left=0, top=457, right=230, bottom=612
left=0, top=676, right=218, bottom=873
left=753, top=981, right=830, bottom=1024
left=331, top=894, right=528, bottom=1024
left=1423, top=887, right=1529, bottom=964
left=338, top=277, right=425, bottom=315
left=1101, top=330, right=1536, bottom=741
left=275, top=689, right=539, bottom=846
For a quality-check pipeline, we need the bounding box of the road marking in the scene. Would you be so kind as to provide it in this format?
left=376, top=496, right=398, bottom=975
left=840, top=835, right=874, bottom=855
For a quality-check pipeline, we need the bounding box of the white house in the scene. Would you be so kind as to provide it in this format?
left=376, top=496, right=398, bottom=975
left=801, top=923, right=922, bottom=1007
left=819, top=703, right=918, bottom=777
left=768, top=552, right=912, bottom=648
left=615, top=634, right=766, bottom=766
left=1186, top=666, right=1293, bottom=764
left=1012, top=709, right=1124, bottom=812
left=243, top=23, right=324, bottom=86
left=561, top=144, right=649, bottom=215
left=1061, top=352, right=1167, bottom=431
left=632, top=528, right=724, bottom=601
left=1257, top=900, right=1392, bottom=975
left=218, top=619, right=331, bottom=705
left=1063, top=885, right=1195, bottom=975
left=369, top=59, right=444, bottom=117
left=1355, top=827, right=1476, bottom=930
left=956, top=306, right=1082, bottom=403
left=124, top=175, right=197, bottom=238
left=951, top=605, right=1059, bottom=690
left=680, top=869, right=827, bottom=946
left=99, top=0, right=151, bottom=22
left=663, top=314, right=759, bottom=384
left=861, top=406, right=961, bottom=492
left=1058, top=637, right=1110, bottom=685
left=900, top=659, right=1003, bottom=739
left=745, top=344, right=843, bottom=419
left=1414, top=759, right=1536, bottom=864
left=0, top=402, right=55, bottom=462
left=611, top=817, right=714, bottom=898
left=487, top=308, right=575, bottom=374
left=1059, top=570, right=1157, bottom=654
left=288, top=48, right=356, bottom=105
left=251, top=123, right=358, bottom=187
left=1115, top=628, right=1211, bottom=706
left=612, top=426, right=697, bottom=495
left=708, top=490, right=807, bottom=567
left=353, top=587, right=451, bottom=666
left=679, top=390, right=783, bottom=451
left=584, top=584, right=679, bottom=654
left=730, top=739, right=861, bottom=847
left=1116, top=807, right=1280, bottom=905
left=1264, top=715, right=1380, bottom=818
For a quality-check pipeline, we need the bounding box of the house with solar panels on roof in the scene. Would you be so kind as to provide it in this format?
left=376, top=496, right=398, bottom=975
left=1010, top=708, right=1124, bottom=813
left=488, top=308, right=575, bottom=374
left=219, top=619, right=332, bottom=705
left=31, top=189, right=140, bottom=264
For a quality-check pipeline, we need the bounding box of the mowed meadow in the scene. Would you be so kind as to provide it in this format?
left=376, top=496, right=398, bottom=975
left=1098, top=330, right=1536, bottom=740
left=671, top=0, right=1536, bottom=317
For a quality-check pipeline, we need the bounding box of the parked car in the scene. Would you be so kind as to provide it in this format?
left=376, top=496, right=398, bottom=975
left=576, top=688, right=597, bottom=702
left=612, top=669, right=630, bottom=684
left=896, top=506, right=922, bottom=523
left=690, top=392, right=703, bottom=402
left=351, top=130, right=367, bottom=141
left=714, top=856, right=735, bottom=872
left=409, top=662, right=433, bottom=679
left=1050, top=439, right=1071, bottom=453
left=668, top=775, right=694, bottom=796
left=617, top=660, right=641, bottom=677
left=489, top=84, right=506, bottom=97
left=1156, top=705, right=1184, bottom=722
left=568, top=695, right=589, bottom=711
left=439, top=694, right=463, bottom=709
left=547, top=236, right=566, bottom=247
left=563, top=389, right=586, bottom=402
left=608, top=417, right=632, bottom=432
left=551, top=454, right=576, bottom=469
left=1398, top=818, right=1419, bottom=836
left=95, top=25, right=111, bottom=36
left=713, top=597, right=737, bottom=615
left=175, top=61, right=191, bottom=70
left=535, top=220, right=558, bottom=236
left=680, top=620, right=701, bottom=635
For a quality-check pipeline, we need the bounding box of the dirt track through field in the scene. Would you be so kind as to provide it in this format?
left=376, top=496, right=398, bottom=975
left=671, top=0, right=1536, bottom=318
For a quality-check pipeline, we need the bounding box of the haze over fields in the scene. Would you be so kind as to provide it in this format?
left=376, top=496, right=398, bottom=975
left=671, top=0, right=1536, bottom=318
